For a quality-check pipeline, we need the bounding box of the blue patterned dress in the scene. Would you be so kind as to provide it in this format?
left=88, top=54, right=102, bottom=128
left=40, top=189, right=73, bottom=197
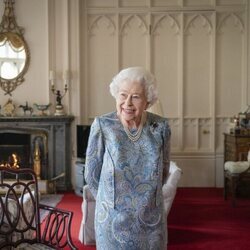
left=85, top=111, right=171, bottom=250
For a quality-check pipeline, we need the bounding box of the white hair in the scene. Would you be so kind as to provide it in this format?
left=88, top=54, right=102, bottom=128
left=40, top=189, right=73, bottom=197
left=109, top=67, right=158, bottom=108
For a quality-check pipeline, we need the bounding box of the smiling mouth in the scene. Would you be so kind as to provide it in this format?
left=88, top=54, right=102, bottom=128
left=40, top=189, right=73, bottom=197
left=123, top=108, right=135, bottom=114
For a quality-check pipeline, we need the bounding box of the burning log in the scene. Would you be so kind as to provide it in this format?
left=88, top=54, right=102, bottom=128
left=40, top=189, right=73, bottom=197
left=0, top=153, right=20, bottom=168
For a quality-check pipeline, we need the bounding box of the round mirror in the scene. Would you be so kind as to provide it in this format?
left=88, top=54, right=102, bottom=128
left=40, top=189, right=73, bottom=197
left=0, top=32, right=28, bottom=80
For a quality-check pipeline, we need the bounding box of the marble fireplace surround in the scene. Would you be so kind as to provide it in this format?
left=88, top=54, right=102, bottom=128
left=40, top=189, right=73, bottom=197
left=0, top=115, right=74, bottom=191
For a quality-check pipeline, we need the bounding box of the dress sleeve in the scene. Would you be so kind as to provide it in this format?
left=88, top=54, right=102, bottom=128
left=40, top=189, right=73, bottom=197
left=84, top=117, right=105, bottom=199
left=162, top=119, right=171, bottom=184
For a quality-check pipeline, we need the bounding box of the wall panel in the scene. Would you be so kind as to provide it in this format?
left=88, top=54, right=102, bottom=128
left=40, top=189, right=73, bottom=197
left=80, top=0, right=248, bottom=187
left=199, top=118, right=212, bottom=150
left=184, top=0, right=213, bottom=7
left=168, top=118, right=180, bottom=150
left=87, top=15, right=117, bottom=118
left=183, top=118, right=198, bottom=150
left=120, top=14, right=148, bottom=69
left=216, top=117, right=232, bottom=151
left=216, top=13, right=244, bottom=116
left=152, top=14, right=180, bottom=117
left=119, top=0, right=148, bottom=7
left=86, top=0, right=116, bottom=8
left=1, top=0, right=248, bottom=189
left=151, top=0, right=182, bottom=7
left=216, top=0, right=245, bottom=6
left=183, top=13, right=212, bottom=117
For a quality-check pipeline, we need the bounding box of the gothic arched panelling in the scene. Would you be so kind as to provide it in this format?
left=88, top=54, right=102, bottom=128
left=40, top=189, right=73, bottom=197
left=152, top=14, right=180, bottom=35
left=80, top=0, right=248, bottom=187
left=87, top=15, right=117, bottom=118
left=184, top=14, right=213, bottom=35
left=151, top=14, right=180, bottom=118
left=88, top=15, right=116, bottom=36
left=183, top=118, right=198, bottom=150
left=217, top=13, right=244, bottom=34
left=216, top=12, right=244, bottom=116
left=120, top=14, right=148, bottom=36
left=183, top=13, right=213, bottom=117
left=120, top=14, right=148, bottom=68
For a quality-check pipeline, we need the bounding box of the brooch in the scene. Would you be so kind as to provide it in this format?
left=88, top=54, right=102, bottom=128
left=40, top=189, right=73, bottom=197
left=150, top=122, right=158, bottom=131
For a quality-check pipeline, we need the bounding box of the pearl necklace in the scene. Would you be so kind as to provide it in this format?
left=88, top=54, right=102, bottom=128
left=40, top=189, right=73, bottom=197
left=123, top=112, right=146, bottom=142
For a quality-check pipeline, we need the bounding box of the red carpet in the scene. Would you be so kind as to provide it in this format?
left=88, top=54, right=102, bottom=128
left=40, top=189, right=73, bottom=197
left=57, top=188, right=250, bottom=250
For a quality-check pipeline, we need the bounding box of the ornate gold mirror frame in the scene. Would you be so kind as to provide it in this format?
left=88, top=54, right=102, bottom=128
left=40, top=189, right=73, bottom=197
left=0, top=0, right=30, bottom=95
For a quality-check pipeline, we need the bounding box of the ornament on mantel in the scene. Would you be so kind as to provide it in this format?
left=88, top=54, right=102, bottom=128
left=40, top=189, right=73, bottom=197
left=3, top=98, right=15, bottom=116
left=49, top=70, right=70, bottom=116
left=33, top=103, right=51, bottom=116
left=19, top=101, right=33, bottom=116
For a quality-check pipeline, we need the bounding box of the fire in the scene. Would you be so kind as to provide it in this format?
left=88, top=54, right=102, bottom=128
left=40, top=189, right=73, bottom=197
left=0, top=153, right=20, bottom=169
left=11, top=154, right=20, bottom=168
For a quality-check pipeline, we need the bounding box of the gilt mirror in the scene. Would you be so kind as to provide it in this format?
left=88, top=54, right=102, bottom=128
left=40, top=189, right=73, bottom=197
left=0, top=0, right=30, bottom=95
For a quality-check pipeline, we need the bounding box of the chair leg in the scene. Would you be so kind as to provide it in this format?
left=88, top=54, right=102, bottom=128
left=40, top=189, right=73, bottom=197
left=224, top=176, right=228, bottom=200
left=231, top=177, right=238, bottom=207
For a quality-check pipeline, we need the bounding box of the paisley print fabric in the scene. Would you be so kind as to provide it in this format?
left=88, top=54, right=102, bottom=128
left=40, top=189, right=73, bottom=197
left=85, top=111, right=171, bottom=250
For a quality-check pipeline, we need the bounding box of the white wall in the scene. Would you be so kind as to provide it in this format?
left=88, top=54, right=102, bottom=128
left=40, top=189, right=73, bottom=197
left=79, top=0, right=249, bottom=188
left=0, top=0, right=249, bottom=188
left=0, top=0, right=49, bottom=110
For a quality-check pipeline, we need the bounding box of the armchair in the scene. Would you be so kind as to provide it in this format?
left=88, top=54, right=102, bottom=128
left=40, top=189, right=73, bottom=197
left=224, top=160, right=250, bottom=206
left=79, top=161, right=182, bottom=245
left=223, top=134, right=250, bottom=206
left=0, top=167, right=77, bottom=249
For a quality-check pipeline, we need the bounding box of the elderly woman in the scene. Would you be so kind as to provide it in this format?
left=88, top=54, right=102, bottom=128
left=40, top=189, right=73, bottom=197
left=85, top=67, right=171, bottom=250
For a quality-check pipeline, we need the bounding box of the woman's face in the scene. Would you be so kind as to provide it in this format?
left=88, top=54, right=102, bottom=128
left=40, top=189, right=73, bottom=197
left=116, top=79, right=148, bottom=124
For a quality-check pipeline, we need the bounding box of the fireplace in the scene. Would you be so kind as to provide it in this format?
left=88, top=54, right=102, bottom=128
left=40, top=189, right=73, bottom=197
left=0, top=132, right=31, bottom=168
left=0, top=116, right=74, bottom=191
left=0, top=130, right=48, bottom=179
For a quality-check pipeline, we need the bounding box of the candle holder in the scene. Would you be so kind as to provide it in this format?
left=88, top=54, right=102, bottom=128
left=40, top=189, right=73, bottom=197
left=50, top=70, right=69, bottom=116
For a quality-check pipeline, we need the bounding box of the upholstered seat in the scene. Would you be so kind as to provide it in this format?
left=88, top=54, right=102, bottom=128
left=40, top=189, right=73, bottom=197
left=163, top=162, right=182, bottom=216
left=79, top=161, right=182, bottom=245
left=224, top=161, right=250, bottom=174
left=0, top=191, right=35, bottom=245
left=78, top=185, right=96, bottom=245
left=224, top=160, right=250, bottom=206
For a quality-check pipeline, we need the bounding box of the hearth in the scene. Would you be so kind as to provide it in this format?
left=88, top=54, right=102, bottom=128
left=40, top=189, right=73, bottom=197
left=0, top=116, right=74, bottom=191
left=0, top=133, right=30, bottom=168
left=0, top=130, right=48, bottom=179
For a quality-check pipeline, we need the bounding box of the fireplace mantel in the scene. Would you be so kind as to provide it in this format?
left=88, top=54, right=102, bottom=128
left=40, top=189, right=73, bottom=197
left=0, top=116, right=74, bottom=123
left=0, top=115, right=74, bottom=192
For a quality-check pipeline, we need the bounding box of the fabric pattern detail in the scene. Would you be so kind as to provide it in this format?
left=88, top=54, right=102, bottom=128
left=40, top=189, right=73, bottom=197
left=85, top=112, right=171, bottom=250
